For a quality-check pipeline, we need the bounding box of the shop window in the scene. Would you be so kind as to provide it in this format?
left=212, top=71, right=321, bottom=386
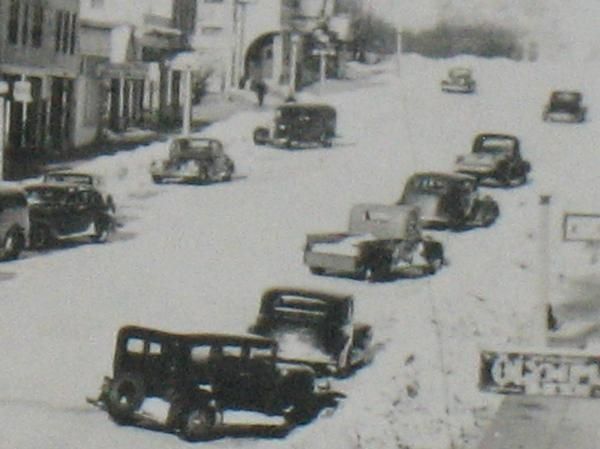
left=54, top=10, right=63, bottom=52
left=21, top=3, right=30, bottom=45
left=61, top=11, right=70, bottom=53
left=69, top=13, right=77, bottom=54
left=31, top=5, right=44, bottom=48
left=8, top=0, right=20, bottom=44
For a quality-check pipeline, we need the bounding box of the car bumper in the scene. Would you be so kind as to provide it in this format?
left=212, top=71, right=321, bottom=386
left=544, top=112, right=583, bottom=123
left=441, top=84, right=475, bottom=93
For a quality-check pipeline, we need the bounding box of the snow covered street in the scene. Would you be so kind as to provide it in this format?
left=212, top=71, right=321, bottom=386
left=1, top=54, right=599, bottom=449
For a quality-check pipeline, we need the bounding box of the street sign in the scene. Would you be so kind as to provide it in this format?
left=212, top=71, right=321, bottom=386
left=563, top=213, right=600, bottom=242
left=13, top=81, right=33, bottom=103
left=0, top=81, right=8, bottom=96
left=480, top=349, right=600, bottom=398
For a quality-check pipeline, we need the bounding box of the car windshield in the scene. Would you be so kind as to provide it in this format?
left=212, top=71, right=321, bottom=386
left=44, top=173, right=93, bottom=185
left=551, top=92, right=580, bottom=106
left=26, top=187, right=68, bottom=204
left=476, top=138, right=515, bottom=156
left=449, top=68, right=471, bottom=79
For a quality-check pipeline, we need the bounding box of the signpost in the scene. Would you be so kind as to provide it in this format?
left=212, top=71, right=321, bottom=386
left=0, top=81, right=9, bottom=181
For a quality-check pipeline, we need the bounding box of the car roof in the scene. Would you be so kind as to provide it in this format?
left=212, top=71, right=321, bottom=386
left=25, top=182, right=95, bottom=192
left=172, top=136, right=221, bottom=144
left=44, top=170, right=93, bottom=177
left=449, top=67, right=472, bottom=75
left=277, top=103, right=335, bottom=112
left=117, top=325, right=276, bottom=348
left=410, top=171, right=476, bottom=182
left=261, top=288, right=352, bottom=305
left=475, top=133, right=518, bottom=141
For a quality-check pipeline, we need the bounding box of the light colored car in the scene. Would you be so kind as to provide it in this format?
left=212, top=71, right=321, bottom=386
left=441, top=67, right=476, bottom=94
left=150, top=137, right=235, bottom=184
left=0, top=188, right=29, bottom=261
left=304, top=203, right=444, bottom=282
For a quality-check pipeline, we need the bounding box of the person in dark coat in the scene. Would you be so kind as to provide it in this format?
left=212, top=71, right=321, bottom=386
left=253, top=79, right=267, bottom=106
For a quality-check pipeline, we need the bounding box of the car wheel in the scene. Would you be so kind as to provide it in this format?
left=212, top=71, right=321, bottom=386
left=92, top=219, right=111, bottom=243
left=309, top=267, right=325, bottom=276
left=320, top=133, right=333, bottom=148
left=106, top=373, right=145, bottom=425
left=0, top=229, right=24, bottom=261
left=179, top=405, right=217, bottom=441
left=363, top=264, right=388, bottom=283
left=152, top=175, right=163, bottom=184
left=30, top=225, right=52, bottom=249
left=284, top=399, right=317, bottom=426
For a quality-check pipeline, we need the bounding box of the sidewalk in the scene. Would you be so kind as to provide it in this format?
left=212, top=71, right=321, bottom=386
left=477, top=395, right=600, bottom=449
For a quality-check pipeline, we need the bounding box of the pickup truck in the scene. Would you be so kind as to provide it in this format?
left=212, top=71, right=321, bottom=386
left=303, top=204, right=444, bottom=282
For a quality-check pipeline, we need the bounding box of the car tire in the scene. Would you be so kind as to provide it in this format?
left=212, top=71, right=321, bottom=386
left=363, top=264, right=388, bottom=283
left=30, top=225, right=52, bottom=249
left=0, top=229, right=24, bottom=261
left=309, top=267, right=325, bottom=276
left=178, top=405, right=218, bottom=441
left=106, top=373, right=145, bottom=425
left=92, top=219, right=111, bottom=243
left=152, top=175, right=163, bottom=184
left=284, top=399, right=317, bottom=426
left=321, top=133, right=333, bottom=148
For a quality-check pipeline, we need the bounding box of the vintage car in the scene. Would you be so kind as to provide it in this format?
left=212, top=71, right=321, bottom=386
left=25, top=183, right=114, bottom=248
left=150, top=137, right=235, bottom=184
left=455, top=133, right=531, bottom=186
left=441, top=67, right=476, bottom=94
left=398, top=172, right=499, bottom=230
left=303, top=204, right=445, bottom=282
left=543, top=91, right=587, bottom=123
left=42, top=170, right=116, bottom=213
left=0, top=188, right=29, bottom=261
left=89, top=326, right=339, bottom=441
left=253, top=103, right=336, bottom=148
left=248, top=288, right=373, bottom=377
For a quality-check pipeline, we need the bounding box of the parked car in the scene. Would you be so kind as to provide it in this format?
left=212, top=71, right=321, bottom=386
left=89, top=326, right=339, bottom=441
left=455, top=133, right=531, bottom=186
left=543, top=91, right=587, bottom=123
left=303, top=203, right=445, bottom=282
left=150, top=137, right=235, bottom=184
left=441, top=67, right=476, bottom=94
left=25, top=183, right=114, bottom=248
left=253, top=103, right=336, bottom=148
left=398, top=172, right=499, bottom=230
left=0, top=188, right=29, bottom=261
left=42, top=170, right=116, bottom=213
left=248, top=288, right=373, bottom=377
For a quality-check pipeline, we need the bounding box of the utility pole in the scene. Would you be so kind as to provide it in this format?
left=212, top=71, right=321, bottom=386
left=182, top=68, right=192, bottom=136
left=288, top=33, right=300, bottom=99
left=538, top=194, right=552, bottom=346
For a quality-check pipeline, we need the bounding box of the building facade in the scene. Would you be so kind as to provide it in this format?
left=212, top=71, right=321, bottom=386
left=192, top=0, right=345, bottom=93
left=0, top=0, right=80, bottom=178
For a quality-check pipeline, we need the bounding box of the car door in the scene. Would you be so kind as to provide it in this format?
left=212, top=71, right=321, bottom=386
left=64, top=190, right=93, bottom=235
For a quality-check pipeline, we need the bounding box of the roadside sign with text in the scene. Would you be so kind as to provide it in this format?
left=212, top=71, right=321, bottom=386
left=480, top=350, right=600, bottom=398
left=563, top=213, right=600, bottom=242
left=13, top=81, right=33, bottom=103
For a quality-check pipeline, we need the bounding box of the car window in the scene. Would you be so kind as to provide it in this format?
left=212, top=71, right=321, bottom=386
left=191, top=346, right=211, bottom=362
left=222, top=345, right=242, bottom=357
left=148, top=341, right=162, bottom=355
left=250, top=346, right=274, bottom=360
left=126, top=338, right=145, bottom=354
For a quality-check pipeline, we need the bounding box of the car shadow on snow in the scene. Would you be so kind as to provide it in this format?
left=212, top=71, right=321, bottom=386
left=0, top=271, right=17, bottom=283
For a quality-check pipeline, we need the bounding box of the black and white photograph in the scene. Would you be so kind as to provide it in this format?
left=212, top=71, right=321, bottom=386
left=1, top=0, right=599, bottom=448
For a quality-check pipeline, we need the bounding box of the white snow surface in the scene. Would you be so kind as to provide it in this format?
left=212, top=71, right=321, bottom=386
left=2, top=54, right=600, bottom=449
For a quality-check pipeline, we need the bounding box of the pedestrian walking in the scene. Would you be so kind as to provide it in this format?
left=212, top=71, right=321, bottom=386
left=253, top=79, right=267, bottom=106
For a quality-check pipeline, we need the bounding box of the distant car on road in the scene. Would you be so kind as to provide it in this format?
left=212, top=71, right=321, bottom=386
left=42, top=170, right=116, bottom=213
left=398, top=172, right=499, bottom=230
left=25, top=183, right=114, bottom=248
left=249, top=288, right=373, bottom=377
left=0, top=188, right=29, bottom=261
left=89, top=326, right=339, bottom=441
left=455, top=133, right=531, bottom=186
left=543, top=91, right=587, bottom=123
left=253, top=103, right=336, bottom=148
left=441, top=67, right=476, bottom=94
left=150, top=137, right=235, bottom=184
left=304, top=203, right=445, bottom=282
